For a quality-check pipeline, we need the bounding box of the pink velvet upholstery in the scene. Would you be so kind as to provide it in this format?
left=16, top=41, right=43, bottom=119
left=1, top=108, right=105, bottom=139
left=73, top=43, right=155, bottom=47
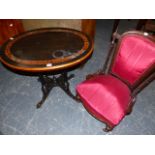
left=76, top=75, right=131, bottom=126
left=112, top=35, right=155, bottom=85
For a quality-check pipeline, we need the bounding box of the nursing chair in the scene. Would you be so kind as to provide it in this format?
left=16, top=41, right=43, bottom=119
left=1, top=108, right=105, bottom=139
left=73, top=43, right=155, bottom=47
left=76, top=31, right=155, bottom=131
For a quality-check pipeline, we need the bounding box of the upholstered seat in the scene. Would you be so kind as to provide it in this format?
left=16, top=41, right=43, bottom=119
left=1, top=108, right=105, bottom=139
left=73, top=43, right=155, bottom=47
left=76, top=31, right=155, bottom=131
left=76, top=74, right=131, bottom=126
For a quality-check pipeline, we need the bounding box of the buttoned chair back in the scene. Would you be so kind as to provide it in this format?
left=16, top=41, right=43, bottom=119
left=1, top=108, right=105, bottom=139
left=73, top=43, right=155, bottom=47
left=76, top=31, right=155, bottom=131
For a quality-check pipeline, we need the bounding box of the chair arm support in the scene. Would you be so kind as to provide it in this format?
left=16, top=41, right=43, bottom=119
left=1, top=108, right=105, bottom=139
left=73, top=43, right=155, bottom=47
left=86, top=69, right=105, bottom=80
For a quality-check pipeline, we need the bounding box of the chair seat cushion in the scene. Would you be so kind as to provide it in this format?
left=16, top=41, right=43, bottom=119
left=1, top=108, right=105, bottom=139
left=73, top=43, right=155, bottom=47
left=76, top=74, right=132, bottom=126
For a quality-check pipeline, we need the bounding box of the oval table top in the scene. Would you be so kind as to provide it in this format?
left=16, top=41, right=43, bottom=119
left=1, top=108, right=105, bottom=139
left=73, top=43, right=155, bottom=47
left=0, top=28, right=94, bottom=73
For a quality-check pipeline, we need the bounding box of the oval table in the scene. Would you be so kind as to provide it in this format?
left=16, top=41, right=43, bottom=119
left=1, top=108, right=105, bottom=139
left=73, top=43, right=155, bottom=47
left=0, top=28, right=94, bottom=108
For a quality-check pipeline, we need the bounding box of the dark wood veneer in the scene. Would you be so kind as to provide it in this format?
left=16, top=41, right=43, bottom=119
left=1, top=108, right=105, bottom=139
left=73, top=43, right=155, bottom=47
left=0, top=28, right=94, bottom=73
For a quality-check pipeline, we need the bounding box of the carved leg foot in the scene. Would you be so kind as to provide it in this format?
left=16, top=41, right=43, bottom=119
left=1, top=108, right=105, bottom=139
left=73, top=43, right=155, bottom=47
left=103, top=124, right=114, bottom=132
left=126, top=107, right=132, bottom=115
left=36, top=101, right=43, bottom=109
left=36, top=89, right=49, bottom=108
left=75, top=94, right=81, bottom=103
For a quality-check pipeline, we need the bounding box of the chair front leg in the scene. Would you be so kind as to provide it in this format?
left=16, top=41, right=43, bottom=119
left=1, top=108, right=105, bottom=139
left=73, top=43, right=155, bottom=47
left=103, top=124, right=115, bottom=132
left=86, top=70, right=104, bottom=80
left=75, top=93, right=81, bottom=102
left=86, top=73, right=97, bottom=80
left=126, top=97, right=136, bottom=115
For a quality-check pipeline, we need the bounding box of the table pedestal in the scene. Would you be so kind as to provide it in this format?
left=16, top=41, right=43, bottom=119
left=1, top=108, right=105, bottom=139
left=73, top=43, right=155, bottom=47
left=37, top=73, right=78, bottom=108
